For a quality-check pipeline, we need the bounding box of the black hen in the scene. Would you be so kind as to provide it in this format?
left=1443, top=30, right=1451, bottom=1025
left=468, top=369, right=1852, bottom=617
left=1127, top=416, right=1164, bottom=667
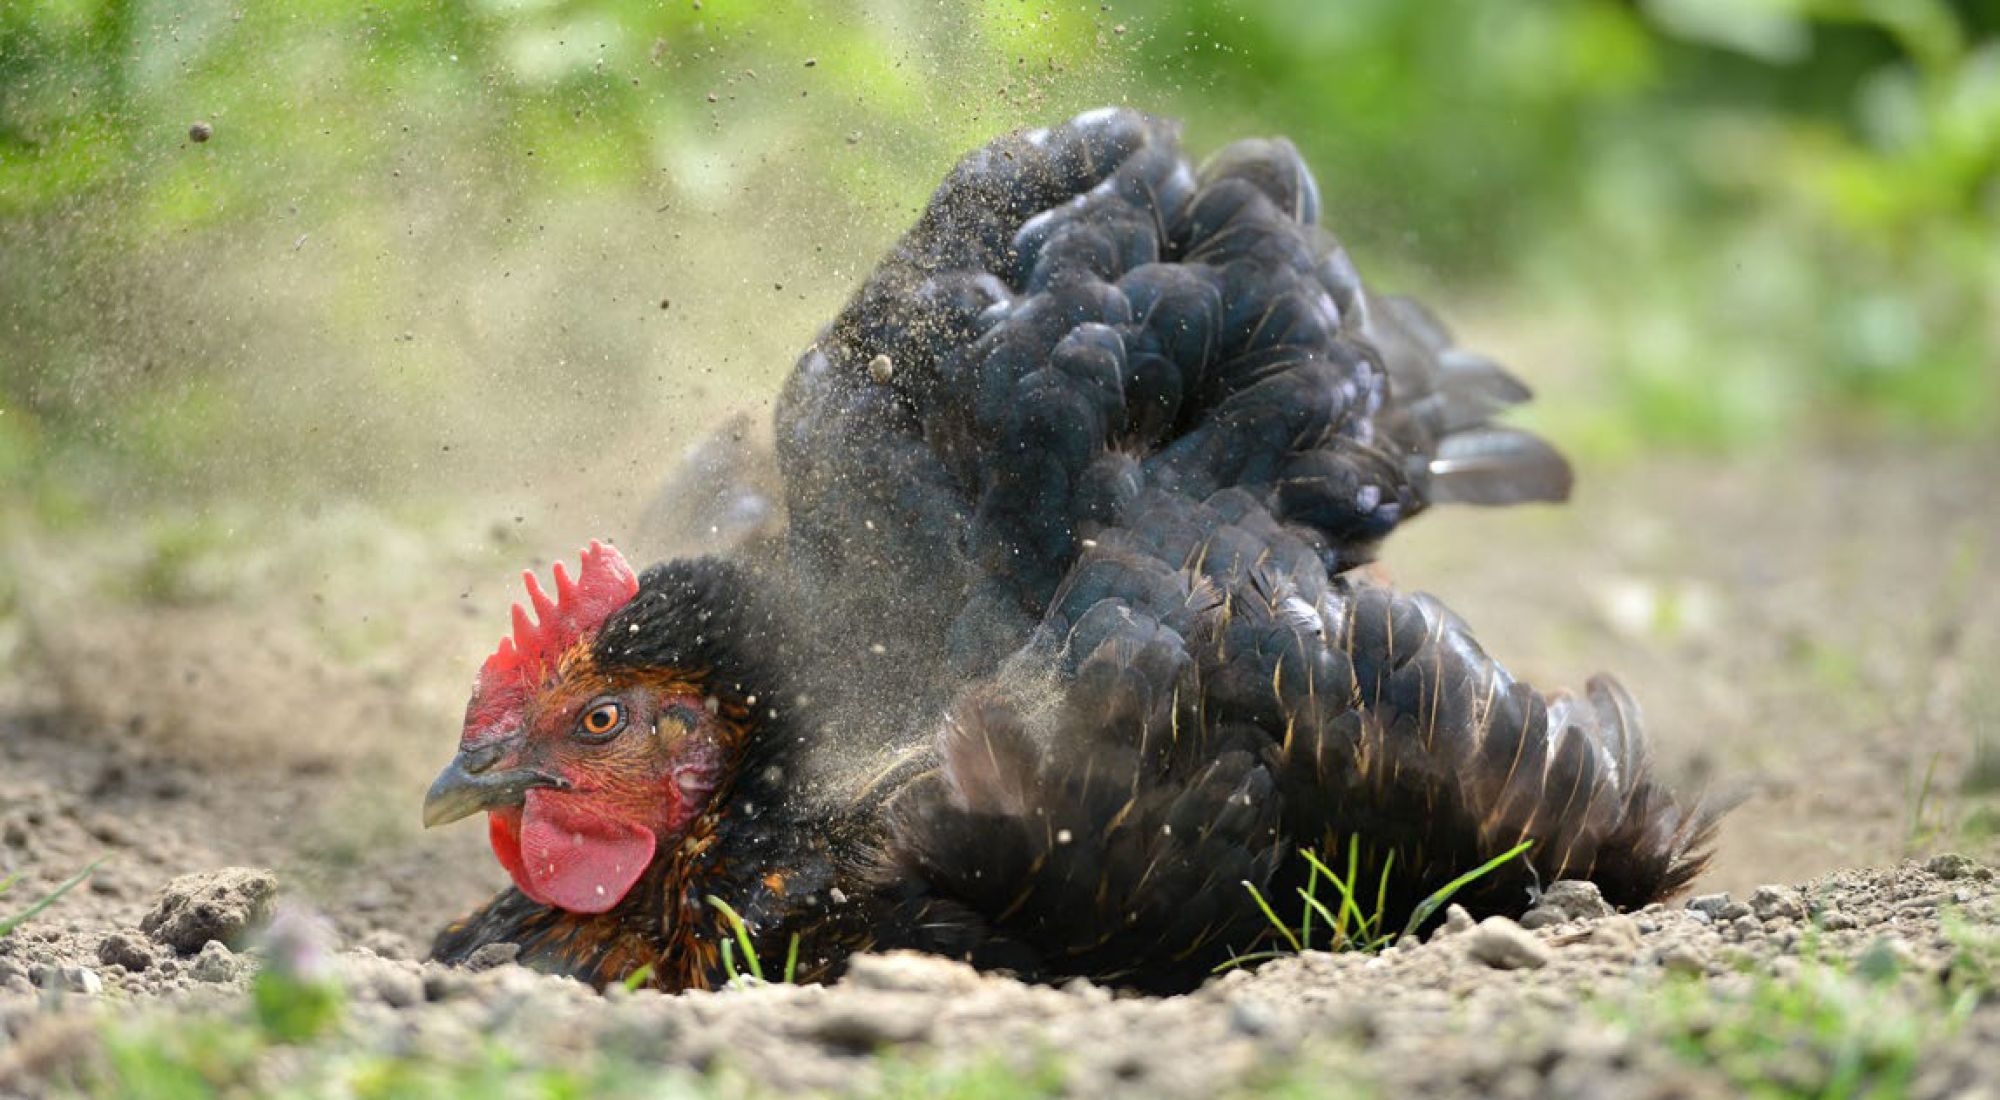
left=425, top=109, right=1711, bottom=994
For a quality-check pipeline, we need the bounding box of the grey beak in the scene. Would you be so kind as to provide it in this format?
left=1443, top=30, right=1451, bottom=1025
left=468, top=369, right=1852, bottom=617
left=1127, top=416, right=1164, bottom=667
left=421, top=749, right=567, bottom=828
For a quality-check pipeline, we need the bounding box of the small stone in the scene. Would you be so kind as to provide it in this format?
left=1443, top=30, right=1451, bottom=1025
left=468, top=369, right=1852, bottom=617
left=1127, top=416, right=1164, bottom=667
left=60, top=967, right=103, bottom=995
left=1228, top=998, right=1280, bottom=1037
left=421, top=963, right=470, bottom=1002
left=97, top=932, right=156, bottom=973
left=1465, top=916, right=1549, bottom=970
left=1656, top=944, right=1706, bottom=975
left=841, top=952, right=980, bottom=994
left=190, top=940, right=238, bottom=983
left=188, top=121, right=212, bottom=143
left=1589, top=915, right=1642, bottom=953
left=1428, top=903, right=1477, bottom=943
left=1521, top=880, right=1611, bottom=929
left=1687, top=893, right=1734, bottom=918
left=867, top=354, right=894, bottom=384
left=808, top=999, right=932, bottom=1048
left=358, top=929, right=414, bottom=961
left=464, top=942, right=520, bottom=971
left=141, top=867, right=277, bottom=953
left=1688, top=896, right=1752, bottom=924
left=366, top=963, right=424, bottom=1008
left=1926, top=853, right=1980, bottom=880
left=1749, top=885, right=1804, bottom=922
left=1819, top=909, right=1859, bottom=932
left=1856, top=936, right=1916, bottom=981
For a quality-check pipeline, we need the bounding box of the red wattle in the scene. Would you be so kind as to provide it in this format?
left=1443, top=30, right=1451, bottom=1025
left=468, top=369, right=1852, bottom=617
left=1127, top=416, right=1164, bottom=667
left=487, top=807, right=528, bottom=892
left=501, top=788, right=656, bottom=914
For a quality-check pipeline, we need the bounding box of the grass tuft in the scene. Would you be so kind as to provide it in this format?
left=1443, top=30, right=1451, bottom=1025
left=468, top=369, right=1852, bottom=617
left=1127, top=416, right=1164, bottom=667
left=1221, top=839, right=1533, bottom=971
left=706, top=895, right=800, bottom=986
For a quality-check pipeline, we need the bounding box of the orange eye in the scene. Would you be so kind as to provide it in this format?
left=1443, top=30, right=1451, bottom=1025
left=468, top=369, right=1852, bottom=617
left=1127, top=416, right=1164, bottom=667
left=578, top=701, right=624, bottom=740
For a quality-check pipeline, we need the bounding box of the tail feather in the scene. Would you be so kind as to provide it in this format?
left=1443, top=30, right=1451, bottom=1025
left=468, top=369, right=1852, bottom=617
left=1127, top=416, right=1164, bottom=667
left=1426, top=428, right=1574, bottom=506
left=883, top=491, right=1712, bottom=987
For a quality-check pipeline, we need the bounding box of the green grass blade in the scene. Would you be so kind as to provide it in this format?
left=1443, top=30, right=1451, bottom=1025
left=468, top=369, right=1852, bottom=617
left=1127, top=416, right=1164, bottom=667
left=1299, top=853, right=1320, bottom=952
left=0, top=872, right=18, bottom=897
left=1370, top=847, right=1398, bottom=946
left=782, top=933, right=801, bottom=984
left=0, top=858, right=102, bottom=938
left=1240, top=879, right=1303, bottom=954
left=1401, top=840, right=1534, bottom=940
left=1300, top=847, right=1369, bottom=949
left=1294, top=886, right=1340, bottom=946
left=1211, top=949, right=1290, bottom=974
left=706, top=895, right=764, bottom=982
left=621, top=965, right=655, bottom=992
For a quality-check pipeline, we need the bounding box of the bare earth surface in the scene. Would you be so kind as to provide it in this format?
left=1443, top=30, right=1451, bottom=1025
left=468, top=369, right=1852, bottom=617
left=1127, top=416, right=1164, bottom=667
left=1, top=444, right=1996, bottom=1096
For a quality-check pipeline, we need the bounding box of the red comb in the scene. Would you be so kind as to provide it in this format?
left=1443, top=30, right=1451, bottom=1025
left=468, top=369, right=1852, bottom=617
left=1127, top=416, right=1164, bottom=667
left=463, top=540, right=639, bottom=746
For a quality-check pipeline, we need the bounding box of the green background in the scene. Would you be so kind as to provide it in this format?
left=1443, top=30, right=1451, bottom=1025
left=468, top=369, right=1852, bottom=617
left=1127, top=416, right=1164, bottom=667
left=4, top=0, right=1995, bottom=517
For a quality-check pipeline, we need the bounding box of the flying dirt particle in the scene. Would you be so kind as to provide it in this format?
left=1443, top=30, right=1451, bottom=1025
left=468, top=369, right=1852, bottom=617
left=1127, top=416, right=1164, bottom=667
left=868, top=354, right=894, bottom=384
left=1113, top=24, right=1127, bottom=35
left=706, top=92, right=718, bottom=103
left=803, top=57, right=817, bottom=68
left=188, top=121, right=213, bottom=143
left=659, top=297, right=671, bottom=310
left=846, top=131, right=862, bottom=145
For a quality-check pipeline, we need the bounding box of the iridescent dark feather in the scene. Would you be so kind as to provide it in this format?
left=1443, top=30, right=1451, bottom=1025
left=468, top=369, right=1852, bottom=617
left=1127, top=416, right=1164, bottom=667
left=431, top=109, right=1711, bottom=994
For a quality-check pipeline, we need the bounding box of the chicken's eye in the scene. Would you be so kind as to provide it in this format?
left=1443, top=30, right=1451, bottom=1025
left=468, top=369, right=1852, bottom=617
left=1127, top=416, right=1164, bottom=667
left=576, top=701, right=625, bottom=742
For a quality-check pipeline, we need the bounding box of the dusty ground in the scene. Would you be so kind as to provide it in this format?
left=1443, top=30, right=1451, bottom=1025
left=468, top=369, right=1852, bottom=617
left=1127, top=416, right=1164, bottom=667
left=0, top=443, right=1996, bottom=1096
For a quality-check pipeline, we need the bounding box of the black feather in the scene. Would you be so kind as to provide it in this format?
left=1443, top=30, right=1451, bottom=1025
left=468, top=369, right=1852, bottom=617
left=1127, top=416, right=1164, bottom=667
left=431, top=108, right=1712, bottom=995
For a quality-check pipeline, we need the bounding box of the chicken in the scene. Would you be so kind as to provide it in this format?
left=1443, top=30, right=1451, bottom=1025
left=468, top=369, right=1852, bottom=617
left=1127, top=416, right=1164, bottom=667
left=423, top=109, right=1713, bottom=994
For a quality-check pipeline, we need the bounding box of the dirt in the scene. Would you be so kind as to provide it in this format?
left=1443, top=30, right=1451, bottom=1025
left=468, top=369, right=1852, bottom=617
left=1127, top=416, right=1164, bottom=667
left=0, top=444, right=1997, bottom=1095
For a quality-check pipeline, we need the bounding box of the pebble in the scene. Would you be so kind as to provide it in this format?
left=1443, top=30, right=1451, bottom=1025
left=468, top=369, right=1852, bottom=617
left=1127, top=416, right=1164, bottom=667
left=1686, top=892, right=1751, bottom=922
left=97, top=932, right=156, bottom=973
left=60, top=967, right=103, bottom=995
left=190, top=940, right=238, bottom=983
left=141, top=867, right=278, bottom=953
left=358, top=929, right=415, bottom=961
left=1656, top=944, right=1706, bottom=975
left=1228, top=998, right=1280, bottom=1036
left=361, top=961, right=424, bottom=1008
left=806, top=999, right=933, bottom=1048
left=867, top=354, right=895, bottom=384
left=1588, top=915, right=1642, bottom=953
left=464, top=942, right=521, bottom=971
left=1925, top=852, right=1985, bottom=880
left=1465, top=916, right=1550, bottom=970
left=1750, top=885, right=1804, bottom=921
left=842, top=952, right=981, bottom=995
left=1521, top=881, right=1612, bottom=929
left=1429, top=903, right=1477, bottom=943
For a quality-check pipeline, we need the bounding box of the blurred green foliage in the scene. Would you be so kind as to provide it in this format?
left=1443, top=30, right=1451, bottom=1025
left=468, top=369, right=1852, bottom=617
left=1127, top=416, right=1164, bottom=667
left=2, top=0, right=1994, bottom=514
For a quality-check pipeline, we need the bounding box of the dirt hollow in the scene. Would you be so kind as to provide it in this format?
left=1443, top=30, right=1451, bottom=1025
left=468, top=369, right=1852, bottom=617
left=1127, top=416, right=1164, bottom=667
left=0, top=445, right=1996, bottom=1096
